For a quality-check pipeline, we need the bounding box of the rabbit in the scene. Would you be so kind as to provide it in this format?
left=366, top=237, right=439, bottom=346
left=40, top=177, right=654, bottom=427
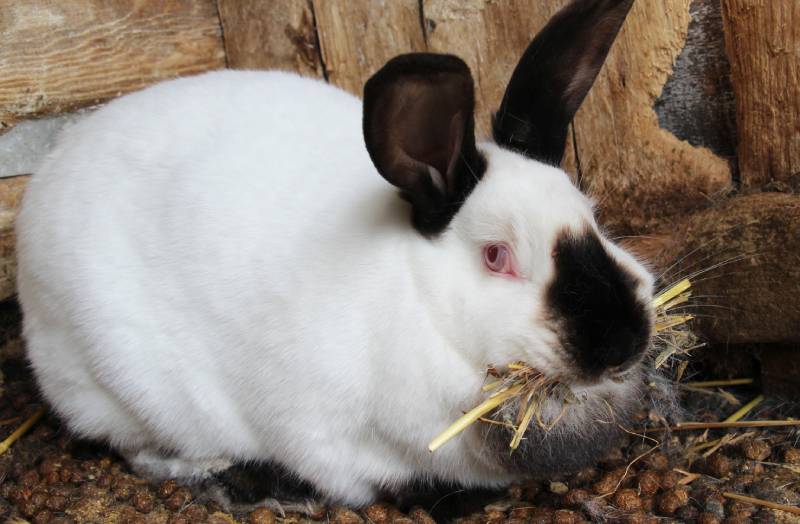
left=17, top=0, right=653, bottom=510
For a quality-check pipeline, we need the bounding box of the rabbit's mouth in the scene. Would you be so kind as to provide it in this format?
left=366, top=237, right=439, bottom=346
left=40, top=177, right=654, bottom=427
left=482, top=375, right=643, bottom=476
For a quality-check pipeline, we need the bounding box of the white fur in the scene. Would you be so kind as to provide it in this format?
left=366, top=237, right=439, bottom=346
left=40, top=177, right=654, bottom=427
left=17, top=70, right=653, bottom=505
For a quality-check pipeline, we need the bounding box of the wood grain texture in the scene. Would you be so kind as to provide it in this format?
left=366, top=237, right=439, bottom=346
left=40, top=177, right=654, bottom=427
left=312, top=0, right=426, bottom=96
left=573, top=0, right=732, bottom=236
left=625, top=192, right=800, bottom=344
left=0, top=0, right=225, bottom=129
left=721, top=0, right=800, bottom=190
left=423, top=0, right=578, bottom=176
left=0, top=176, right=29, bottom=301
left=217, top=0, right=323, bottom=76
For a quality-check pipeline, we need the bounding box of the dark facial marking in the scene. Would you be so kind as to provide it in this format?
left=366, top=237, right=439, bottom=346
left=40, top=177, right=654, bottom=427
left=547, top=231, right=651, bottom=377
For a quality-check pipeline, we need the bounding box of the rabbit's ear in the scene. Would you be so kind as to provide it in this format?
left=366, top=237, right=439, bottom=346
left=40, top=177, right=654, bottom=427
left=363, top=53, right=486, bottom=236
left=493, top=0, right=634, bottom=166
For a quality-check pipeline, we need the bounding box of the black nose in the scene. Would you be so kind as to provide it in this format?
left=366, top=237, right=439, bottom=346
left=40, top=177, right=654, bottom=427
left=546, top=231, right=652, bottom=376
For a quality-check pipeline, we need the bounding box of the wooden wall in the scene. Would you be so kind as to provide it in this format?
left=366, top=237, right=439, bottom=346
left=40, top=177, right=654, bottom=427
left=0, top=0, right=798, bottom=347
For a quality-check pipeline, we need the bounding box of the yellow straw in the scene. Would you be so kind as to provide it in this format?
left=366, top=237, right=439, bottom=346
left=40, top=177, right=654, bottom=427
left=0, top=407, right=45, bottom=455
left=724, top=394, right=764, bottom=423
left=428, top=386, right=522, bottom=452
left=652, top=279, right=691, bottom=308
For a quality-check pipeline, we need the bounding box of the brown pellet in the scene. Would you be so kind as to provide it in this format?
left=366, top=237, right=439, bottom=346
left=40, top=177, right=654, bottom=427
left=621, top=512, right=656, bottom=524
left=331, top=507, right=365, bottom=524
left=131, top=489, right=155, bottom=513
left=656, top=488, right=689, bottom=515
left=509, top=505, right=537, bottom=518
left=30, top=490, right=48, bottom=508
left=593, top=468, right=625, bottom=495
left=207, top=512, right=238, bottom=524
left=637, top=470, right=661, bottom=496
left=157, top=479, right=178, bottom=498
left=613, top=488, right=642, bottom=511
left=741, top=439, right=771, bottom=461
left=658, top=470, right=682, bottom=490
left=529, top=507, right=554, bottom=524
left=363, top=503, right=392, bottom=523
left=19, top=499, right=40, bottom=518
left=697, top=513, right=722, bottom=524
left=32, top=509, right=54, bottom=524
left=45, top=494, right=68, bottom=511
left=675, top=504, right=700, bottom=521
left=783, top=447, right=800, bottom=464
left=43, top=470, right=61, bottom=485
left=50, top=518, right=76, bottom=524
left=20, top=469, right=41, bottom=488
left=165, top=488, right=193, bottom=511
left=562, top=488, right=590, bottom=508
left=645, top=452, right=670, bottom=471
left=249, top=507, right=278, bottom=524
left=184, top=504, right=209, bottom=521
left=39, top=458, right=62, bottom=477
left=408, top=507, right=436, bottom=524
left=726, top=499, right=757, bottom=517
left=705, top=454, right=733, bottom=478
left=553, top=509, right=580, bottom=524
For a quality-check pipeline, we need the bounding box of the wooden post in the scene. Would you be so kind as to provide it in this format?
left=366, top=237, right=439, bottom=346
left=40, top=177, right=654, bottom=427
left=217, top=0, right=323, bottom=76
left=721, top=0, right=800, bottom=190
left=312, top=1, right=426, bottom=96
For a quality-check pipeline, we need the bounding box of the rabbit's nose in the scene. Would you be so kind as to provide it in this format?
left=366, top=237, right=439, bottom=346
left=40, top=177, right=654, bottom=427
left=546, top=231, right=653, bottom=378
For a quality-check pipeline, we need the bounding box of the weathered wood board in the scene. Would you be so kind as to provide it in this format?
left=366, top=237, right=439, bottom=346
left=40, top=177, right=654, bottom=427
left=217, top=0, right=323, bottom=76
left=0, top=176, right=29, bottom=300
left=721, top=0, right=800, bottom=191
left=0, top=0, right=225, bottom=131
left=312, top=0, right=426, bottom=96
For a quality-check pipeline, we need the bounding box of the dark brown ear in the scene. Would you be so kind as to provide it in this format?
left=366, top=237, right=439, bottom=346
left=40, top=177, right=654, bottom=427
left=363, top=53, right=486, bottom=236
left=493, top=0, right=635, bottom=166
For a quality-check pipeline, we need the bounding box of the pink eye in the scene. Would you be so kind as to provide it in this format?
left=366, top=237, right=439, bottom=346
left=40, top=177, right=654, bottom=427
left=483, top=243, right=516, bottom=276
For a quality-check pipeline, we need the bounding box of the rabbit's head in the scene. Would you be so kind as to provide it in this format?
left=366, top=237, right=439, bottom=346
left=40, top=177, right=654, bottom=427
left=363, top=0, right=653, bottom=470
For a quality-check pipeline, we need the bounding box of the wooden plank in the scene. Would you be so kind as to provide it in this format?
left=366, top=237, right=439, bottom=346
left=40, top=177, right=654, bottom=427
left=0, top=0, right=225, bottom=129
left=423, top=0, right=578, bottom=176
left=572, top=0, right=732, bottom=236
left=217, top=0, right=323, bottom=76
left=0, top=176, right=29, bottom=301
left=625, top=192, right=800, bottom=344
left=721, top=0, right=800, bottom=190
left=312, top=0, right=426, bottom=96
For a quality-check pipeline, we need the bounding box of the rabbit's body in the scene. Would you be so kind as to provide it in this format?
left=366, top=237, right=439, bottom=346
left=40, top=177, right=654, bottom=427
left=18, top=71, right=494, bottom=503
left=19, top=0, right=654, bottom=508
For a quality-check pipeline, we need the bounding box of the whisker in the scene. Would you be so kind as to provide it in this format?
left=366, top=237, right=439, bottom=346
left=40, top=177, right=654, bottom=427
left=660, top=253, right=753, bottom=291
left=655, top=223, right=749, bottom=281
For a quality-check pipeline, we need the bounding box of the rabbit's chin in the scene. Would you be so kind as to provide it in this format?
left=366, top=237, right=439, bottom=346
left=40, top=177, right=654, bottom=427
left=484, top=371, right=644, bottom=476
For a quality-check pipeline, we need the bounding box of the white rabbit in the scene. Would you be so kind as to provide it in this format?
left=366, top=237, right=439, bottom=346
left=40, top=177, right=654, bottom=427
left=17, top=0, right=653, bottom=509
